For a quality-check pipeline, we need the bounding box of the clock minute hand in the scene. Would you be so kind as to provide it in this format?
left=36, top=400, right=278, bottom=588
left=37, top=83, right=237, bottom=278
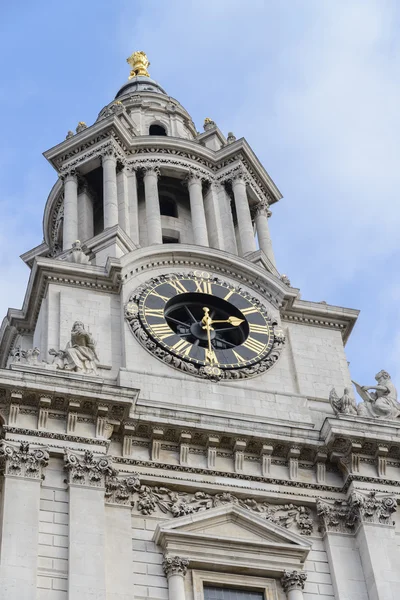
left=201, top=307, right=218, bottom=366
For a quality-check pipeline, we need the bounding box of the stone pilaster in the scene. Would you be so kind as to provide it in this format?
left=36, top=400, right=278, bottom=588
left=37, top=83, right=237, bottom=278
left=64, top=449, right=116, bottom=600
left=203, top=181, right=225, bottom=250
left=186, top=170, right=209, bottom=246
left=162, top=556, right=189, bottom=600
left=143, top=165, right=162, bottom=244
left=281, top=570, right=307, bottom=599
left=116, top=160, right=130, bottom=235
left=77, top=178, right=94, bottom=242
left=126, top=164, right=139, bottom=244
left=62, top=169, right=79, bottom=250
left=231, top=169, right=256, bottom=256
left=0, top=442, right=49, bottom=599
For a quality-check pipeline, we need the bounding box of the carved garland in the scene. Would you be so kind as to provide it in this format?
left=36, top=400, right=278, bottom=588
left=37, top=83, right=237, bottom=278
left=105, top=473, right=313, bottom=535
left=124, top=272, right=285, bottom=381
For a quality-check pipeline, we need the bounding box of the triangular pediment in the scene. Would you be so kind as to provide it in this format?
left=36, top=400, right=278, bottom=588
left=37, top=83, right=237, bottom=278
left=158, top=505, right=307, bottom=547
left=154, top=504, right=311, bottom=575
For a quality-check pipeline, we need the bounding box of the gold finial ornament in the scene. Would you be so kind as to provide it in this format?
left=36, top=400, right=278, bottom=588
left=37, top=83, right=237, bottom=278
left=127, top=50, right=150, bottom=79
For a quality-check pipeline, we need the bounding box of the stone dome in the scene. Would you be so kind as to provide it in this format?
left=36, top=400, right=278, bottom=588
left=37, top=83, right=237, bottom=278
left=115, top=76, right=167, bottom=99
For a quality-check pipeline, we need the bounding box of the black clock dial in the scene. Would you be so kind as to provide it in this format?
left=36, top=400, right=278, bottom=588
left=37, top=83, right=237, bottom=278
left=136, top=272, right=276, bottom=369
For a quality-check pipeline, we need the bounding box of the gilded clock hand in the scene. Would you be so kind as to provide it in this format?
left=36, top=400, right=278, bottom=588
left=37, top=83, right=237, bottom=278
left=201, top=307, right=218, bottom=365
left=210, top=316, right=244, bottom=327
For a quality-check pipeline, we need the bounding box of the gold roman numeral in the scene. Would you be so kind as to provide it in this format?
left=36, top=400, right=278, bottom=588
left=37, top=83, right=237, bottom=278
left=168, top=279, right=188, bottom=295
left=145, top=308, right=165, bottom=318
left=149, top=290, right=170, bottom=302
left=172, top=339, right=191, bottom=357
left=150, top=323, right=174, bottom=340
left=195, top=280, right=213, bottom=295
left=223, top=289, right=235, bottom=301
left=232, top=349, right=247, bottom=364
left=242, top=337, right=266, bottom=354
left=249, top=323, right=270, bottom=334
left=241, top=306, right=258, bottom=316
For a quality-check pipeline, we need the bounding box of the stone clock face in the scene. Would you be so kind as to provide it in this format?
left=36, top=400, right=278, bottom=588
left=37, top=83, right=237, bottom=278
left=125, top=271, right=285, bottom=381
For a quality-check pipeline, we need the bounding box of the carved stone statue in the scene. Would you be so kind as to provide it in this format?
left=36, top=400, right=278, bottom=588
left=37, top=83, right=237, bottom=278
left=329, top=387, right=357, bottom=415
left=49, top=322, right=99, bottom=375
left=355, top=370, right=400, bottom=419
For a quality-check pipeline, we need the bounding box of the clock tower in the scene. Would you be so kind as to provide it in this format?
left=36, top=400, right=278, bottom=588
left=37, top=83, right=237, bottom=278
left=0, top=52, right=399, bottom=600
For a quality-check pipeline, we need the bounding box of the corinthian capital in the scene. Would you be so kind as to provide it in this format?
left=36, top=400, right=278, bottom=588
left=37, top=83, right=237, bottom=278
left=142, top=163, right=161, bottom=178
left=64, top=449, right=117, bottom=487
left=254, top=199, right=272, bottom=218
left=162, top=555, right=189, bottom=578
left=281, top=570, right=307, bottom=593
left=59, top=167, right=77, bottom=181
left=0, top=441, right=49, bottom=479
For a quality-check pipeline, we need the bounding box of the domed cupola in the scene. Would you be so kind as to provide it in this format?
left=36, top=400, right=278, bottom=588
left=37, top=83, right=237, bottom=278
left=115, top=51, right=167, bottom=98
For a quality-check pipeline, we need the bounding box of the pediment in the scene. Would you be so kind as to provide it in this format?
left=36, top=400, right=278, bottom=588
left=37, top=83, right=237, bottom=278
left=154, top=504, right=311, bottom=576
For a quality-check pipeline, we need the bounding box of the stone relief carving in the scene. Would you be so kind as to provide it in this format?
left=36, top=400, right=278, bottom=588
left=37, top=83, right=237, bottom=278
left=329, top=387, right=357, bottom=416
left=63, top=240, right=91, bottom=265
left=317, top=490, right=397, bottom=534
left=281, top=570, right=307, bottom=592
left=64, top=449, right=116, bottom=486
left=105, top=474, right=313, bottom=535
left=354, top=370, right=400, bottom=419
left=0, top=441, right=49, bottom=479
left=125, top=272, right=285, bottom=381
left=10, top=346, right=41, bottom=366
left=162, top=555, right=190, bottom=578
left=49, top=321, right=99, bottom=375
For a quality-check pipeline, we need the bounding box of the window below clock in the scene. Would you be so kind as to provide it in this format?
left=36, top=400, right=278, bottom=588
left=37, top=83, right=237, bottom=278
left=204, top=586, right=264, bottom=600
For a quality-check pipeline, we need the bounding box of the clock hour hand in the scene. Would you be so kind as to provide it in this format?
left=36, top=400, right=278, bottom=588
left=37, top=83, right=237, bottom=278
left=210, top=316, right=244, bottom=327
left=201, top=307, right=218, bottom=365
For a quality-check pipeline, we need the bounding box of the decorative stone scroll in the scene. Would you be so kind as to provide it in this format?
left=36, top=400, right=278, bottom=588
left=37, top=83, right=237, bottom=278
left=105, top=474, right=313, bottom=535
left=317, top=490, right=397, bottom=534
left=0, top=441, right=49, bottom=479
left=64, top=449, right=116, bottom=487
left=281, top=570, right=307, bottom=593
left=162, top=555, right=189, bottom=578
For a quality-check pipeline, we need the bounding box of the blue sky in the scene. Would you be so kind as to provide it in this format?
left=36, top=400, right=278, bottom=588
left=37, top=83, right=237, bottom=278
left=0, top=0, right=399, bottom=391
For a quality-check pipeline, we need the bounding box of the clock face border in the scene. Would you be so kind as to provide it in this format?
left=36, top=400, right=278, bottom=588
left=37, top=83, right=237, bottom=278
left=125, top=270, right=286, bottom=381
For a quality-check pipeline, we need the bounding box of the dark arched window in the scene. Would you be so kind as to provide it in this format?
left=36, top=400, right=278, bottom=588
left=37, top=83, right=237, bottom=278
left=149, top=124, right=167, bottom=136
left=159, top=195, right=178, bottom=218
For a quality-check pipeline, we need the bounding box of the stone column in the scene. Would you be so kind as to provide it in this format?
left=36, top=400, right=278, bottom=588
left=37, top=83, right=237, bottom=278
left=116, top=161, right=130, bottom=235
left=77, top=179, right=94, bottom=242
left=203, top=181, right=224, bottom=250
left=162, top=556, right=189, bottom=600
left=281, top=570, right=307, bottom=600
left=0, top=441, right=49, bottom=599
left=127, top=165, right=139, bottom=245
left=144, top=165, right=162, bottom=244
left=63, top=170, right=79, bottom=250
left=64, top=449, right=114, bottom=600
left=254, top=200, right=277, bottom=267
left=102, top=151, right=118, bottom=229
left=231, top=170, right=256, bottom=256
left=186, top=171, right=209, bottom=246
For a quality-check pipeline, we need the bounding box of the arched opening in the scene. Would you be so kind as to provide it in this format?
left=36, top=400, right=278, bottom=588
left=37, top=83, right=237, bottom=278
left=149, top=123, right=167, bottom=136
left=159, top=194, right=178, bottom=218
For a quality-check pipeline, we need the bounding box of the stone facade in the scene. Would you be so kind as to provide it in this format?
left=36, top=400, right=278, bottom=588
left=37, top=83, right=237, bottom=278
left=0, top=52, right=398, bottom=600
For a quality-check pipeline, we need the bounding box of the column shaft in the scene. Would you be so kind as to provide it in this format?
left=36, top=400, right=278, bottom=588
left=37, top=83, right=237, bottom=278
left=78, top=186, right=94, bottom=242
left=0, top=477, right=42, bottom=599
left=232, top=175, right=256, bottom=256
left=116, top=166, right=130, bottom=234
left=63, top=172, right=78, bottom=250
left=203, top=182, right=224, bottom=250
left=144, top=167, right=162, bottom=244
left=187, top=175, right=209, bottom=246
left=287, top=590, right=304, bottom=600
left=127, top=167, right=139, bottom=244
left=167, top=574, right=186, bottom=600
left=102, top=154, right=118, bottom=228
left=255, top=204, right=276, bottom=266
left=68, top=485, right=107, bottom=599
